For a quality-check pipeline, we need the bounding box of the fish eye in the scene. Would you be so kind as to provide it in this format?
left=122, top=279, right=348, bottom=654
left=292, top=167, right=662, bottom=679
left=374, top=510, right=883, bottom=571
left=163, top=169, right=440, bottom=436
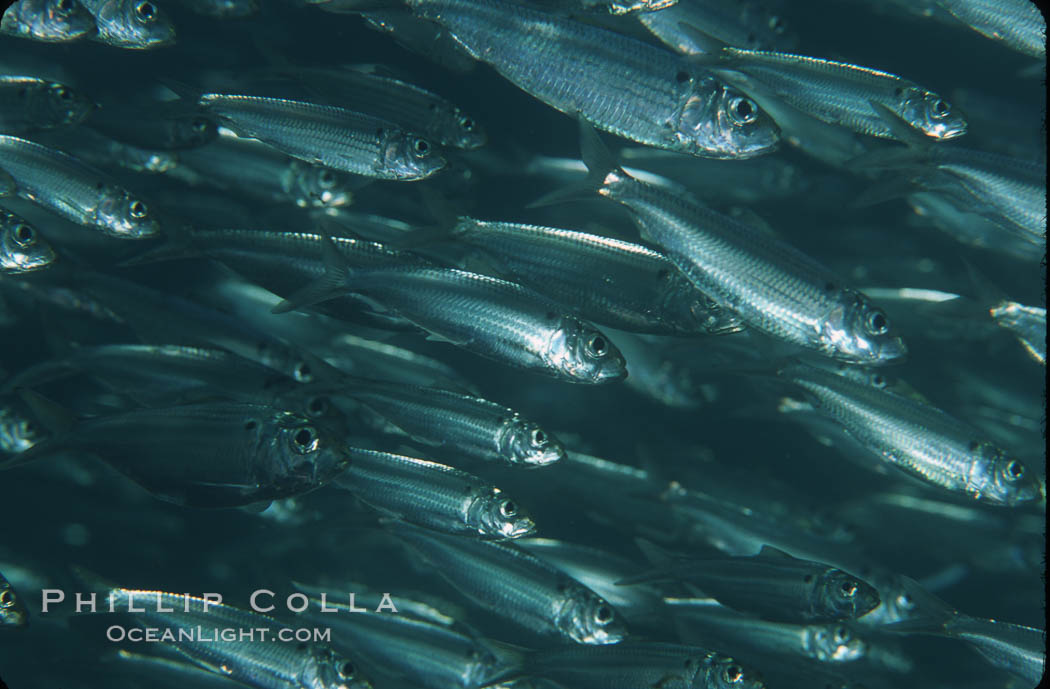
left=586, top=334, right=607, bottom=357
left=840, top=580, right=858, bottom=598
left=871, top=374, right=886, bottom=388
left=530, top=428, right=547, bottom=446
left=12, top=224, right=35, bottom=246
left=723, top=664, right=743, bottom=683
left=728, top=96, right=758, bottom=126
left=768, top=15, right=785, bottom=33
left=412, top=138, right=431, bottom=157
left=318, top=169, right=337, bottom=189
left=864, top=309, right=889, bottom=335
left=499, top=500, right=517, bottom=517
left=54, top=86, right=73, bottom=101
left=191, top=118, right=210, bottom=134
left=834, top=626, right=850, bottom=644
left=135, top=1, right=157, bottom=20
left=244, top=419, right=258, bottom=431
left=1005, top=460, right=1025, bottom=480
left=929, top=98, right=950, bottom=119
left=337, top=661, right=355, bottom=679
left=128, top=200, right=149, bottom=219
left=307, top=396, right=328, bottom=416
left=897, top=593, right=914, bottom=610
left=675, top=70, right=690, bottom=84
left=458, top=115, right=475, bottom=131
left=292, top=426, right=319, bottom=453
left=294, top=361, right=312, bottom=382
left=54, top=0, right=73, bottom=12
left=0, top=590, right=13, bottom=607
left=594, top=604, right=612, bottom=624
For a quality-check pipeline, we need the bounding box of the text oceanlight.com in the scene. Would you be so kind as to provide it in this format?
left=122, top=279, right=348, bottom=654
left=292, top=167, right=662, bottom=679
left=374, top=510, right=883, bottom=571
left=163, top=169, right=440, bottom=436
left=105, top=626, right=333, bottom=643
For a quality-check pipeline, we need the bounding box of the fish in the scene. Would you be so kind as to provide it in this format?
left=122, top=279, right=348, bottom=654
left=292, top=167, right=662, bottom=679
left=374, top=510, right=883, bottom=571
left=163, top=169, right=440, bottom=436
left=489, top=641, right=766, bottom=689
left=552, top=120, right=907, bottom=365
left=0, top=0, right=97, bottom=42
left=169, top=133, right=366, bottom=209
left=449, top=217, right=743, bottom=335
left=38, top=126, right=179, bottom=174
left=179, top=0, right=258, bottom=17
left=619, top=545, right=881, bottom=623
left=398, top=0, right=780, bottom=159
left=637, top=0, right=797, bottom=53
left=988, top=300, right=1045, bottom=365
left=331, top=377, right=564, bottom=466
left=684, top=31, right=968, bottom=141
left=0, top=76, right=94, bottom=133
left=296, top=590, right=514, bottom=689
left=0, top=569, right=28, bottom=626
left=390, top=522, right=628, bottom=644
left=333, top=447, right=537, bottom=538
left=257, top=63, right=487, bottom=150
left=935, top=0, right=1046, bottom=57
left=0, top=207, right=56, bottom=274
left=0, top=134, right=160, bottom=238
left=276, top=241, right=628, bottom=383
left=78, top=0, right=175, bottom=48
left=189, top=92, right=446, bottom=180
left=82, top=575, right=372, bottom=689
left=87, top=102, right=218, bottom=150
left=7, top=399, right=351, bottom=508
left=777, top=360, right=1044, bottom=507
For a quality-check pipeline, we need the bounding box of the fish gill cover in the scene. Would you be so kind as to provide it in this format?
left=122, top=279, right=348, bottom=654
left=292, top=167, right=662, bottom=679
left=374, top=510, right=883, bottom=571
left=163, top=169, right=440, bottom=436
left=0, top=0, right=1045, bottom=687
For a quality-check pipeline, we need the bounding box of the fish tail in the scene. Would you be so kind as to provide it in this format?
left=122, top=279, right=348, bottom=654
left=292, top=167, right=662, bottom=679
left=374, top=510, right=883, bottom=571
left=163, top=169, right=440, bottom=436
left=272, top=223, right=352, bottom=314
left=527, top=114, right=627, bottom=208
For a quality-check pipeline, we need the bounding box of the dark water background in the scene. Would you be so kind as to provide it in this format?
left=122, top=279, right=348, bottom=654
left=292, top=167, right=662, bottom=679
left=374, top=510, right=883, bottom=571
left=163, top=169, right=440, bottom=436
left=0, top=0, right=1045, bottom=687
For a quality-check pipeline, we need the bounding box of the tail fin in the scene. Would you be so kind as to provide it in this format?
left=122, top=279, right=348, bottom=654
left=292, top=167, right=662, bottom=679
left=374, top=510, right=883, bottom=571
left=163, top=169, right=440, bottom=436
left=527, top=116, right=627, bottom=208
left=272, top=225, right=351, bottom=314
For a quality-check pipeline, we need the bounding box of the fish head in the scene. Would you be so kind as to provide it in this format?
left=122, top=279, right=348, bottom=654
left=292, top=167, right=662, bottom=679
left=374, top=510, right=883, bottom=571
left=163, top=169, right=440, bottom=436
left=967, top=443, right=1043, bottom=507
left=701, top=655, right=765, bottom=689
left=284, top=162, right=355, bottom=209
left=268, top=412, right=351, bottom=489
left=814, top=569, right=881, bottom=620
left=677, top=78, right=779, bottom=159
left=301, top=644, right=371, bottom=689
left=4, top=0, right=97, bottom=42
left=897, top=87, right=967, bottom=140
left=497, top=415, right=565, bottom=466
left=382, top=130, right=446, bottom=180
left=0, top=216, right=55, bottom=274
left=546, top=318, right=627, bottom=384
left=556, top=587, right=626, bottom=644
left=0, top=579, right=28, bottom=627
left=93, top=0, right=174, bottom=48
left=822, top=292, right=907, bottom=366
left=465, top=487, right=537, bottom=539
left=805, top=623, right=866, bottom=662
left=95, top=188, right=161, bottom=238
left=169, top=114, right=218, bottom=148
left=444, top=107, right=487, bottom=150
left=37, top=81, right=94, bottom=127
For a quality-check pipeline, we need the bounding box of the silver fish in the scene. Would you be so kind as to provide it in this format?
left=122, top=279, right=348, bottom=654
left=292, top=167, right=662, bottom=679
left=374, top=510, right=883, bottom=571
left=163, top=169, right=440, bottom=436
left=180, top=0, right=258, bottom=17
left=334, top=447, right=537, bottom=538
left=264, top=64, right=486, bottom=149
left=279, top=258, right=628, bottom=383
left=935, top=0, right=1046, bottom=57
left=194, top=93, right=445, bottom=180
left=0, top=207, right=55, bottom=274
left=402, top=0, right=779, bottom=159
left=0, top=569, right=28, bottom=626
left=39, top=126, right=179, bottom=174
left=90, top=580, right=370, bottom=689
left=88, top=103, right=218, bottom=150
left=391, top=523, right=628, bottom=644
left=693, top=42, right=968, bottom=141
left=989, top=300, right=1045, bottom=365
left=566, top=122, right=907, bottom=365
left=0, top=76, right=94, bottom=133
left=171, top=133, right=364, bottom=209
left=620, top=545, right=880, bottom=623
left=9, top=401, right=350, bottom=508
left=638, top=0, right=797, bottom=53
left=492, top=642, right=765, bottom=689
left=333, top=377, right=564, bottom=466
left=0, top=0, right=97, bottom=42
left=298, top=592, right=512, bottom=689
left=0, top=135, right=160, bottom=238
left=778, top=360, right=1044, bottom=507
left=572, top=0, right=678, bottom=15
left=79, top=0, right=175, bottom=48
left=450, top=217, right=743, bottom=335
